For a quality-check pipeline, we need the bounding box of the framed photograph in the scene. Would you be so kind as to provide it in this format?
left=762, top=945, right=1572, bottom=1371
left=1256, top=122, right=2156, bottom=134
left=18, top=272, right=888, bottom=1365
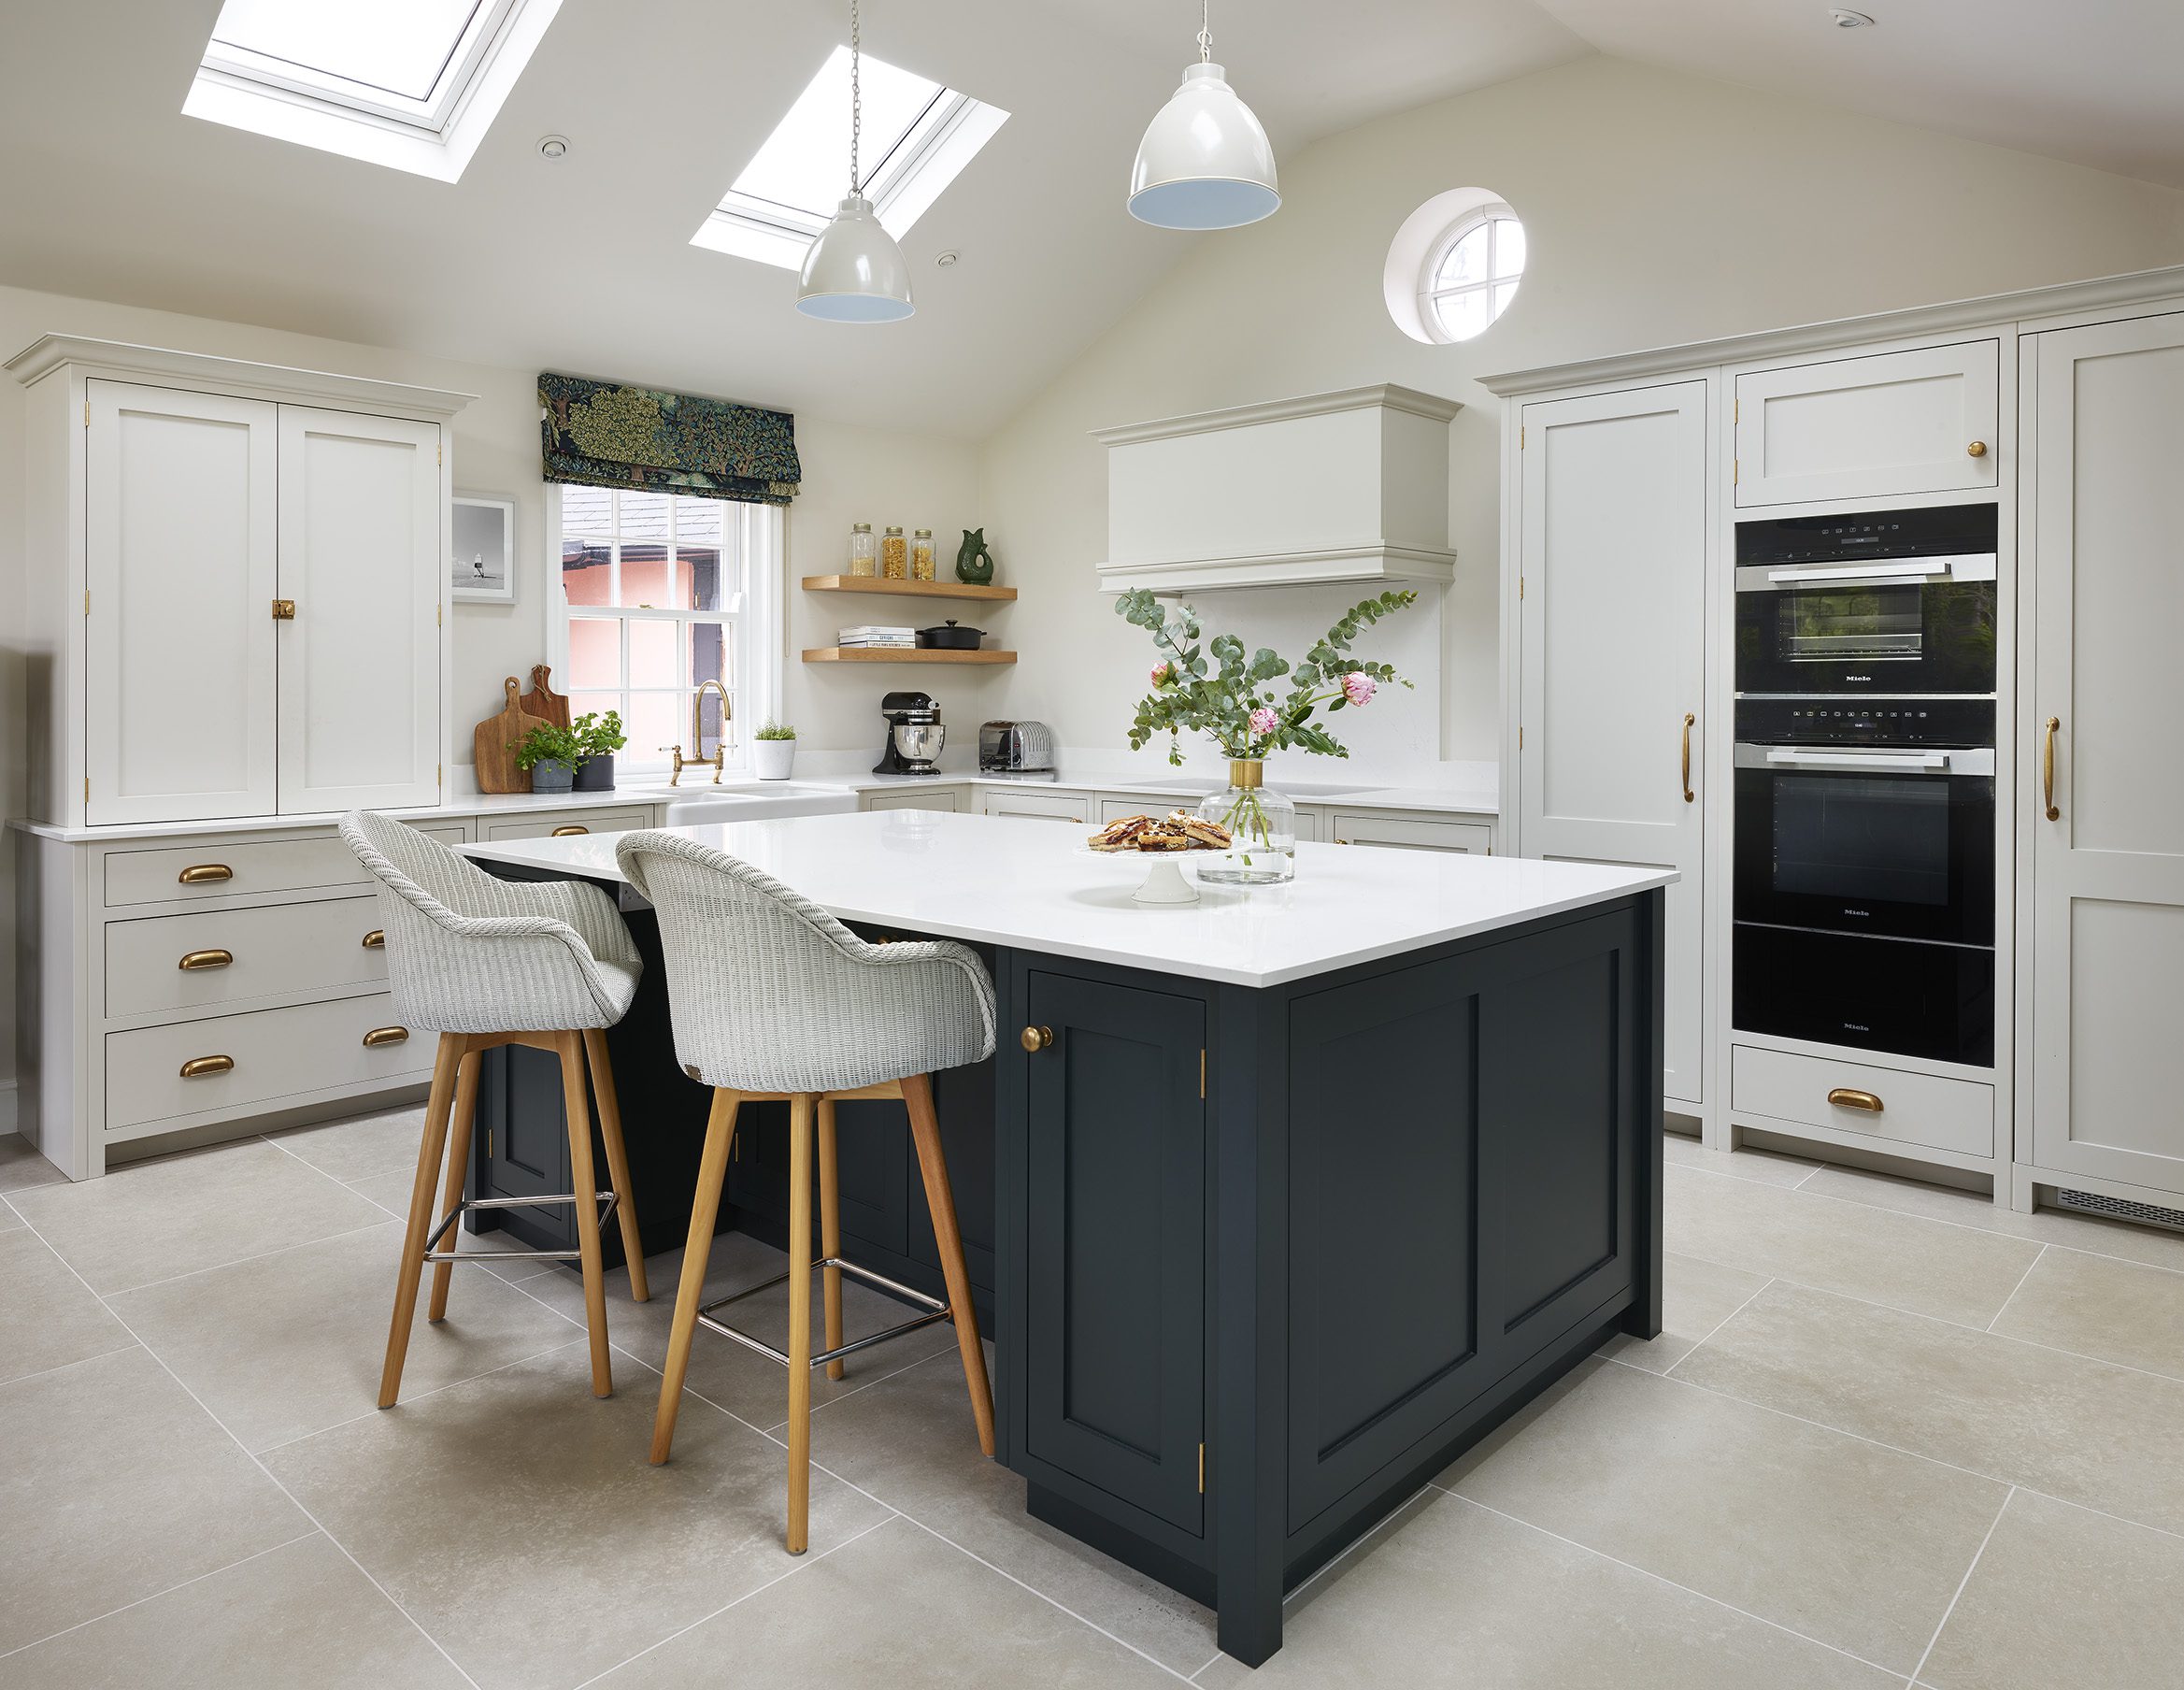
left=452, top=494, right=517, bottom=603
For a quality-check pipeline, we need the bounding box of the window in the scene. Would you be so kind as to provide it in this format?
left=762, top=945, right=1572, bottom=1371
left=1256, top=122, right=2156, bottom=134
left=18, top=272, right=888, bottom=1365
left=1420, top=205, right=1525, bottom=343
left=183, top=0, right=561, bottom=181
left=555, top=488, right=780, bottom=777
left=692, top=45, right=1008, bottom=271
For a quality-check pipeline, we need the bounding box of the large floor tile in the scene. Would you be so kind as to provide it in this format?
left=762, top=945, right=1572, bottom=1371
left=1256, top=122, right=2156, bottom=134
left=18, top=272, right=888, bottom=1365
left=0, top=1347, right=308, bottom=1654
left=593, top=1514, right=1178, bottom=1688
left=1801, top=1164, right=2184, bottom=1275
left=111, top=1220, right=579, bottom=1451
left=263, top=1343, right=892, bottom=1690
left=9, top=1139, right=386, bottom=1296
left=1677, top=1282, right=2184, bottom=1535
left=1444, top=1356, right=2006, bottom=1673
left=269, top=1103, right=432, bottom=1184
left=1664, top=1134, right=1822, bottom=1188
left=0, top=1532, right=466, bottom=1690
left=1666, top=1163, right=2043, bottom=1326
left=0, top=1131, right=66, bottom=1194
left=805, top=1344, right=1218, bottom=1674
left=1988, top=1245, right=2184, bottom=1380
left=1196, top=1489, right=1897, bottom=1689
left=0, top=1227, right=134, bottom=1385
left=1597, top=1251, right=1769, bottom=1374
left=1919, top=1489, right=2184, bottom=1690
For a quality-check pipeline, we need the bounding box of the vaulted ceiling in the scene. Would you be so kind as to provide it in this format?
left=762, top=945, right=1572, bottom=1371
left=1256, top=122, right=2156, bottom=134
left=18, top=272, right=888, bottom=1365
left=0, top=1, right=2176, bottom=434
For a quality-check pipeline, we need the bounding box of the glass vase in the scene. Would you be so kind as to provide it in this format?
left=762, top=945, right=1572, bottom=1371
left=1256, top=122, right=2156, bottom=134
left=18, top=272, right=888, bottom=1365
left=1195, top=760, right=1296, bottom=884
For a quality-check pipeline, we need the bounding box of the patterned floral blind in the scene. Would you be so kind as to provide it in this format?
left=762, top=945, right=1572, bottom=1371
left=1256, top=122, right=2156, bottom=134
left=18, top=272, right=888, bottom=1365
left=538, top=372, right=802, bottom=505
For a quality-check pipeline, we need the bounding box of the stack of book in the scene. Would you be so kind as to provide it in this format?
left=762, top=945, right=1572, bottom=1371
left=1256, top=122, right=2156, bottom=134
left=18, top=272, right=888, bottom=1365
left=837, top=625, right=917, bottom=650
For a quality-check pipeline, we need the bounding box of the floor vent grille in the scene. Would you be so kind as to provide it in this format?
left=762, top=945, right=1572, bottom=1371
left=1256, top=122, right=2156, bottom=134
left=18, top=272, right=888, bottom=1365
left=2052, top=1189, right=2184, bottom=1234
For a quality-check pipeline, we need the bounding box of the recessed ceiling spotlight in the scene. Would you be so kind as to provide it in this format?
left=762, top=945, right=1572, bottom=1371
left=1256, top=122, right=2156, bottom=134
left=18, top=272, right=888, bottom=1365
left=1829, top=8, right=1877, bottom=25
left=537, top=135, right=568, bottom=159
left=935, top=250, right=960, bottom=268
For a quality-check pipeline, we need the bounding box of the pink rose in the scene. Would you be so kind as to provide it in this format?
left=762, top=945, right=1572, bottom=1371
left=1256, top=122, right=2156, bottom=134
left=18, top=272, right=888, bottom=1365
left=1150, top=663, right=1172, bottom=685
left=1249, top=706, right=1278, bottom=737
left=1342, top=672, right=1377, bottom=707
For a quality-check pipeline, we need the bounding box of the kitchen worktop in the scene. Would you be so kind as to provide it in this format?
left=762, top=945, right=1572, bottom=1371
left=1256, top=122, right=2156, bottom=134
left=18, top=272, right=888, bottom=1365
left=462, top=809, right=1665, bottom=989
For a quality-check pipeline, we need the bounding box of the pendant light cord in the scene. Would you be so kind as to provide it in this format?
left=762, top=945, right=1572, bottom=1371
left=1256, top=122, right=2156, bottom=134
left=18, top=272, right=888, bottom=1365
left=1197, top=0, right=1212, bottom=63
left=849, top=0, right=864, bottom=196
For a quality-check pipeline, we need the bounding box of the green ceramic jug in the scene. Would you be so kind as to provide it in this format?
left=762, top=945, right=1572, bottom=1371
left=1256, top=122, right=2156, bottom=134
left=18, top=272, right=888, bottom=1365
left=955, top=527, right=995, bottom=584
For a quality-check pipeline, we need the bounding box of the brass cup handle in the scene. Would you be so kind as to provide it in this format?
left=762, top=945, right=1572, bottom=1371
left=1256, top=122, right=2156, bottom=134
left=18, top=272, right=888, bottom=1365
left=363, top=929, right=385, bottom=949
left=178, top=1055, right=235, bottom=1080
left=1021, top=1025, right=1054, bottom=1053
left=1966, top=440, right=1988, bottom=458
left=178, top=949, right=233, bottom=971
left=178, top=864, right=233, bottom=885
left=2042, top=716, right=2061, bottom=821
left=1827, top=1087, right=1884, bottom=1113
left=1680, top=712, right=1696, bottom=804
left=362, top=1026, right=410, bottom=1048
left=550, top=825, right=589, bottom=837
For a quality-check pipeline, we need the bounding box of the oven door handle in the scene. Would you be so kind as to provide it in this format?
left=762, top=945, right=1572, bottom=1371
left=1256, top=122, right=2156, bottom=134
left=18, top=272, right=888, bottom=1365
left=1763, top=748, right=1952, bottom=772
left=1757, top=552, right=1997, bottom=588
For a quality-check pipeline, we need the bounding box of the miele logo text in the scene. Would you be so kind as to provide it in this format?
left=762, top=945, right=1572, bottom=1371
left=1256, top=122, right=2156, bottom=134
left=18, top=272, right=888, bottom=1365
left=1842, top=908, right=1871, bottom=918
left=1846, top=675, right=1873, bottom=682
left=1844, top=1022, right=1872, bottom=1033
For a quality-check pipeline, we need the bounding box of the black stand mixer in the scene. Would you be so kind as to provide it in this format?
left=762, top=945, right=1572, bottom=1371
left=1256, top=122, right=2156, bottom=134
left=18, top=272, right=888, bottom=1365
left=875, top=691, right=944, bottom=776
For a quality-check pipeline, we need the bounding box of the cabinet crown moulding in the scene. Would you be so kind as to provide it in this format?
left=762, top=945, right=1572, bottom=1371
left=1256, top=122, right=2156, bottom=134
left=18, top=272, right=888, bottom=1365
left=1094, top=383, right=1463, bottom=595
left=6, top=334, right=475, bottom=419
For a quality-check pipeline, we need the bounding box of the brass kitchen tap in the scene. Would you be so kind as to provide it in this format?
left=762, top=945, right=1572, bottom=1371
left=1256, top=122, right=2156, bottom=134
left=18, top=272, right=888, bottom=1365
left=660, top=680, right=732, bottom=785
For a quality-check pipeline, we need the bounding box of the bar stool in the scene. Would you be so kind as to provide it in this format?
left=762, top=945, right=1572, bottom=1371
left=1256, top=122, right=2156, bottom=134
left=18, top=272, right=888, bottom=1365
left=616, top=830, right=995, bottom=1554
left=340, top=810, right=649, bottom=1409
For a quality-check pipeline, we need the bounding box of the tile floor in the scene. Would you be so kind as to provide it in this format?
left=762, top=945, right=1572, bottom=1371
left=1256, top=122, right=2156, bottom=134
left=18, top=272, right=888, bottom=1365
left=4, top=1114, right=2183, bottom=1688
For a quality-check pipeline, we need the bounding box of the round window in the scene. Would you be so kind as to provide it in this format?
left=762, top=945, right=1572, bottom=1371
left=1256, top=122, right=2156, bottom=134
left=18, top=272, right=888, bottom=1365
left=1420, top=204, right=1524, bottom=343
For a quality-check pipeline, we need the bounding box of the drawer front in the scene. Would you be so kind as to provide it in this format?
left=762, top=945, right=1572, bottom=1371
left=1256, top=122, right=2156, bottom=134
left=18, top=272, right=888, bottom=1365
left=106, top=895, right=387, bottom=1019
left=982, top=789, right=1091, bottom=824
left=105, top=824, right=465, bottom=908
left=106, top=994, right=433, bottom=1135
left=1330, top=813, right=1492, bottom=853
left=1095, top=793, right=1185, bottom=825
left=864, top=788, right=963, bottom=813
left=479, top=807, right=650, bottom=841
left=1731, top=1044, right=1993, bottom=1158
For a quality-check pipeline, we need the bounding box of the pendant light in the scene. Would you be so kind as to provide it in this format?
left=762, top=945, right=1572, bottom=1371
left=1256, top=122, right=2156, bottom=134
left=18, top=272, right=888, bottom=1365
left=1127, top=0, right=1279, bottom=230
left=797, top=0, right=914, bottom=322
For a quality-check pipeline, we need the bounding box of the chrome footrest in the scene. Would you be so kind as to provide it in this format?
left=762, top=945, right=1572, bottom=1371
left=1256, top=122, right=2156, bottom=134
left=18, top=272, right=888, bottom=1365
left=422, top=1191, right=618, bottom=1265
left=696, top=1257, right=951, bottom=1369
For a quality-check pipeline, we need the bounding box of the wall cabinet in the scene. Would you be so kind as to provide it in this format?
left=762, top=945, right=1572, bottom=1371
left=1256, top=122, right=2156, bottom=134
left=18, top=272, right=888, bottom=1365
left=1734, top=340, right=1998, bottom=508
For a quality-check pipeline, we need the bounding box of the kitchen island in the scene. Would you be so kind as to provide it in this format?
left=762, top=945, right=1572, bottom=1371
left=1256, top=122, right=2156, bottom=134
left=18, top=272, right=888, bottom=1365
left=464, top=809, right=1671, bottom=1667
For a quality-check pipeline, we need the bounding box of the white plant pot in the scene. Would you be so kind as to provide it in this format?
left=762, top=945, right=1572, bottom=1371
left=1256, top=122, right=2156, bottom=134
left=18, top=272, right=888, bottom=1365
left=753, top=740, right=796, bottom=781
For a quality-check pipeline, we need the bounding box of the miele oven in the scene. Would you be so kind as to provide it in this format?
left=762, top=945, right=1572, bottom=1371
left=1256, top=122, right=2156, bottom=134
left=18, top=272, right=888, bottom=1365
left=1735, top=503, right=1998, bottom=696
left=1732, top=698, right=1995, bottom=1067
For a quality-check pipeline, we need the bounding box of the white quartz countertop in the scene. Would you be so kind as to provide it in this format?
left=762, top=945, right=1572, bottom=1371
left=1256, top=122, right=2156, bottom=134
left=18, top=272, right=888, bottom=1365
left=461, top=810, right=1669, bottom=990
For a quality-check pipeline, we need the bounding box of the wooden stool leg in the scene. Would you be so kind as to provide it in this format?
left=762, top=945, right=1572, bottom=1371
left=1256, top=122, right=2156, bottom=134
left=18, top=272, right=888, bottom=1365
left=427, top=1049, right=482, bottom=1323
left=559, top=1032, right=612, bottom=1398
left=817, top=1096, right=845, bottom=1382
left=786, top=1092, right=816, bottom=1554
left=584, top=1029, right=649, bottom=1304
left=650, top=1088, right=738, bottom=1465
left=380, top=1033, right=465, bottom=1409
left=902, top=1072, right=996, bottom=1457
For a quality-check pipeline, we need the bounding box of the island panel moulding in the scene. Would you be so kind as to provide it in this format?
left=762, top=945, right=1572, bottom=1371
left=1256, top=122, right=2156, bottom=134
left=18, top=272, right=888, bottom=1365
left=1094, top=384, right=1462, bottom=594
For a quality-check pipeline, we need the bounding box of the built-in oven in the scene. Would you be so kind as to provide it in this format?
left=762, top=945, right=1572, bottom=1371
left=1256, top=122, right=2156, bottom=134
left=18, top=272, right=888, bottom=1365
left=1732, top=697, right=1995, bottom=1067
left=1735, top=503, right=1998, bottom=696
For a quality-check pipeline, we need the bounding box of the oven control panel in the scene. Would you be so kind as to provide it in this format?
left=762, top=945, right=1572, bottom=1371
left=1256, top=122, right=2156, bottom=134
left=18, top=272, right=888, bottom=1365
left=1736, top=502, right=1997, bottom=566
left=1734, top=697, right=1994, bottom=748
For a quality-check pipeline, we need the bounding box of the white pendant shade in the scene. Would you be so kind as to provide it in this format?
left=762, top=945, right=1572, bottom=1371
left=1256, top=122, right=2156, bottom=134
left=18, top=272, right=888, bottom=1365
left=1128, top=62, right=1279, bottom=230
left=795, top=193, right=915, bottom=322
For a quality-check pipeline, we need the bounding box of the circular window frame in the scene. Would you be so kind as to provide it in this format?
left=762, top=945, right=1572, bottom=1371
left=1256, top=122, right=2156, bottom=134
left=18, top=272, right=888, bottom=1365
left=1382, top=186, right=1524, bottom=347
left=1418, top=202, right=1522, bottom=346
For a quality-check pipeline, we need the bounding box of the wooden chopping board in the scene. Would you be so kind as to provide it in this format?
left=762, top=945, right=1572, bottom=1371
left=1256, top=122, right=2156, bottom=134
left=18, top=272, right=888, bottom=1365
left=521, top=664, right=570, bottom=728
left=473, top=677, right=548, bottom=794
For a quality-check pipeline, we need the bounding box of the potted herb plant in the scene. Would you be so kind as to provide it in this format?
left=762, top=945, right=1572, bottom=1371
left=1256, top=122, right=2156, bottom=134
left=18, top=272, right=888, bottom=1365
left=572, top=709, right=626, bottom=792
left=753, top=718, right=797, bottom=781
left=512, top=721, right=587, bottom=793
left=1118, top=587, right=1417, bottom=884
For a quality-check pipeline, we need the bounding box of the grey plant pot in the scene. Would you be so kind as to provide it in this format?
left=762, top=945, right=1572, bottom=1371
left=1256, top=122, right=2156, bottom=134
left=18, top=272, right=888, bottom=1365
left=530, top=758, right=576, bottom=793
left=573, top=754, right=614, bottom=792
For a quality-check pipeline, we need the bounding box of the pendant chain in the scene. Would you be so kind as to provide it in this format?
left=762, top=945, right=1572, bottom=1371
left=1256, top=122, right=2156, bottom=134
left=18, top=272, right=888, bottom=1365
left=849, top=0, right=864, bottom=197
left=1197, top=0, right=1211, bottom=63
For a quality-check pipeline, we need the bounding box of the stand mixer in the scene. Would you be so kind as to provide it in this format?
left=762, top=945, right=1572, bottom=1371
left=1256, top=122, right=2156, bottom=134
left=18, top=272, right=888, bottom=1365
left=875, top=690, right=944, bottom=776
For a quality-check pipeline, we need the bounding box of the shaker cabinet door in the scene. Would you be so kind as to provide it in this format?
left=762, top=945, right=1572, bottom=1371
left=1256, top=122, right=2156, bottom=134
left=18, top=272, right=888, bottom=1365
left=276, top=407, right=444, bottom=813
left=86, top=381, right=279, bottom=824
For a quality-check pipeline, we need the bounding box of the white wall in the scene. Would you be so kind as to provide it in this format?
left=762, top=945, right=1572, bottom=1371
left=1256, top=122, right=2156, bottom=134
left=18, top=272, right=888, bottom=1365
left=978, top=53, right=2184, bottom=784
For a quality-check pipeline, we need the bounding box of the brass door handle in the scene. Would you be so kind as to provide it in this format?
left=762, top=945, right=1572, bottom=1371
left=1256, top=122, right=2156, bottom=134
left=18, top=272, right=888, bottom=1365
left=178, top=1054, right=235, bottom=1080
left=178, top=864, right=233, bottom=884
left=1021, top=1025, right=1054, bottom=1053
left=178, top=949, right=233, bottom=971
left=363, top=929, right=385, bottom=948
left=362, top=1026, right=409, bottom=1048
left=550, top=825, right=589, bottom=837
left=1680, top=712, right=1696, bottom=804
left=1827, top=1087, right=1884, bottom=1113
left=2042, top=716, right=2061, bottom=821
left=1966, top=440, right=1988, bottom=458
left=271, top=598, right=296, bottom=620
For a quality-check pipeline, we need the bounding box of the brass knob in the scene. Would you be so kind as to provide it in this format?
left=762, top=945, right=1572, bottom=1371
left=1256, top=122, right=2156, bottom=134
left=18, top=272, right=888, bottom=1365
left=362, top=1026, right=409, bottom=1048
left=178, top=1054, right=235, bottom=1080
left=271, top=598, right=296, bottom=620
left=178, top=949, right=233, bottom=971
left=1827, top=1087, right=1884, bottom=1113
left=1021, top=1025, right=1054, bottom=1053
left=362, top=929, right=385, bottom=949
left=178, top=864, right=233, bottom=884
left=1966, top=440, right=1988, bottom=458
left=550, top=824, right=589, bottom=837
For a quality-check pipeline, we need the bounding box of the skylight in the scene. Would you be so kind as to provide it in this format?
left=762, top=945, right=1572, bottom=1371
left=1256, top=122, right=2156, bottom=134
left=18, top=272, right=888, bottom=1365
left=692, top=46, right=1008, bottom=272
left=183, top=0, right=562, bottom=182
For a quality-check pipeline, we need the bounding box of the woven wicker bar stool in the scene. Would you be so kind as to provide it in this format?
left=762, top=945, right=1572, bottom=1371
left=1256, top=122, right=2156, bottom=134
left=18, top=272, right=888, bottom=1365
left=341, top=810, right=649, bottom=1408
left=617, top=830, right=996, bottom=1554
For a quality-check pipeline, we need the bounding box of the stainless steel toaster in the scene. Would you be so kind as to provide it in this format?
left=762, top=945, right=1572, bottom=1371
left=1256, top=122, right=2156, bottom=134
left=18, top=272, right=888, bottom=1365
left=978, top=720, right=1055, bottom=772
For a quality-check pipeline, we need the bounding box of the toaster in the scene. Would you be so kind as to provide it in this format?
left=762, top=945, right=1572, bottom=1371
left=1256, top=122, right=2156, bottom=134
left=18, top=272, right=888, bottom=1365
left=978, top=720, right=1055, bottom=772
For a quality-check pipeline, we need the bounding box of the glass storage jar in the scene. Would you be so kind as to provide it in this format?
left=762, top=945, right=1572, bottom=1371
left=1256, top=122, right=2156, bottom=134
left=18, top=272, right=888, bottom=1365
left=881, top=525, right=908, bottom=580
left=849, top=523, right=877, bottom=577
left=911, top=528, right=936, bottom=581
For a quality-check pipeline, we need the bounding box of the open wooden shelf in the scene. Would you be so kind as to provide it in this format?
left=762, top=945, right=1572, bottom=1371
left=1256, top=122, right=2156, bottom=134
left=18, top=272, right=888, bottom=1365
left=803, top=646, right=1017, bottom=665
left=802, top=574, right=1017, bottom=602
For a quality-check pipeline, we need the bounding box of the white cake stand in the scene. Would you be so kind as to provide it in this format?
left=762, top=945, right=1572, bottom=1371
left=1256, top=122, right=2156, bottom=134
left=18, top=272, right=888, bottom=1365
left=1078, top=847, right=1203, bottom=905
